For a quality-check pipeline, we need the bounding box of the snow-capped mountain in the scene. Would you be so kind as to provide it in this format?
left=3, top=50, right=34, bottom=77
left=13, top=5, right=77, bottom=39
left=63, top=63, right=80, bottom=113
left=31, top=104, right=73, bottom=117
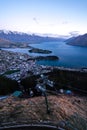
left=0, top=30, right=64, bottom=44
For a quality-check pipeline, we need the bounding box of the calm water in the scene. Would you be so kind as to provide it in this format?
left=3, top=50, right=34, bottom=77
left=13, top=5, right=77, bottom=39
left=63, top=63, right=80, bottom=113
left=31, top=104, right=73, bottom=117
left=3, top=41, right=87, bottom=68
left=30, top=41, right=87, bottom=68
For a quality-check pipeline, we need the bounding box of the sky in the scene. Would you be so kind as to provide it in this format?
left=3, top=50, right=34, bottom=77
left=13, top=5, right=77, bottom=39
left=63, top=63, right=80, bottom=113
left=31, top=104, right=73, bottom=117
left=0, top=0, right=87, bottom=36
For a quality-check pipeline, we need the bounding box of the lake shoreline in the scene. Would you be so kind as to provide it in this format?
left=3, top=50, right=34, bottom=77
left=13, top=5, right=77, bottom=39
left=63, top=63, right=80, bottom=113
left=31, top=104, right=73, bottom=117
left=0, top=49, right=87, bottom=96
left=2, top=41, right=87, bottom=68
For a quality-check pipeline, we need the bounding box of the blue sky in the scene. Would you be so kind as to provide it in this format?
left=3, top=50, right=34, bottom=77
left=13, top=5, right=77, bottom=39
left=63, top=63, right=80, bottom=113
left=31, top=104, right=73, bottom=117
left=0, top=0, right=87, bottom=35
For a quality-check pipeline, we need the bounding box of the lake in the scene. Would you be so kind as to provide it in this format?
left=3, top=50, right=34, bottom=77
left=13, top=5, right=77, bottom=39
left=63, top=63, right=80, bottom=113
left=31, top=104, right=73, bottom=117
left=29, top=41, right=87, bottom=68
left=3, top=41, right=87, bottom=68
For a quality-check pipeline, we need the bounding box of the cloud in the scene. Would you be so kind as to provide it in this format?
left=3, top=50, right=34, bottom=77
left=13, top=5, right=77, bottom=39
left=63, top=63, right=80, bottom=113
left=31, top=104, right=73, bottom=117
left=62, top=21, right=69, bottom=24
left=33, top=17, right=39, bottom=24
left=69, top=31, right=80, bottom=36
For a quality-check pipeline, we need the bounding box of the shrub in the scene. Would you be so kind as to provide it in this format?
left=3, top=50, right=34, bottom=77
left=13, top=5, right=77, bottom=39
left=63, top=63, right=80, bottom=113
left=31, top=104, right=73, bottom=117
left=0, top=75, right=19, bottom=95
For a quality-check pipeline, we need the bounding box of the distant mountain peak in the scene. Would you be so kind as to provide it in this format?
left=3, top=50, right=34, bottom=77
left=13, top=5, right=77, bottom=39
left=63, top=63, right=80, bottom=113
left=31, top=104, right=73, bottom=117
left=0, top=30, right=65, bottom=44
left=0, top=30, right=11, bottom=34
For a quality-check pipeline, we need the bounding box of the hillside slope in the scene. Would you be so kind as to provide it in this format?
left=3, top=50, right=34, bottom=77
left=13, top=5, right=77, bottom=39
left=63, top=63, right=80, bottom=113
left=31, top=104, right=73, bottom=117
left=0, top=95, right=87, bottom=130
left=66, top=33, right=87, bottom=46
left=0, top=38, right=14, bottom=48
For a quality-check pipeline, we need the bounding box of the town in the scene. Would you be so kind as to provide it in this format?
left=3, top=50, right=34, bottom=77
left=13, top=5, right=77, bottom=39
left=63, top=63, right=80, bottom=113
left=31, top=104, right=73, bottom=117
left=0, top=49, right=53, bottom=81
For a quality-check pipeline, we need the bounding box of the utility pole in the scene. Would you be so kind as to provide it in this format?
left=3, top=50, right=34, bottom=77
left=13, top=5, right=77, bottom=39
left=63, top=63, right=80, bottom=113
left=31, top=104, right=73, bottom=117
left=44, top=92, right=50, bottom=114
left=36, top=74, right=54, bottom=114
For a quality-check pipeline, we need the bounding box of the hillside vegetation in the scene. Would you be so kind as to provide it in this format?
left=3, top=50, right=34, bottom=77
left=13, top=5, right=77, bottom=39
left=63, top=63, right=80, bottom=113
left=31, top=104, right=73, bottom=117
left=0, top=95, right=87, bottom=130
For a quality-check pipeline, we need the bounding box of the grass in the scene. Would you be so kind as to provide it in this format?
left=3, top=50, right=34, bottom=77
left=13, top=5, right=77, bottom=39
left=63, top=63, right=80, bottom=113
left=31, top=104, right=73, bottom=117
left=0, top=95, right=87, bottom=130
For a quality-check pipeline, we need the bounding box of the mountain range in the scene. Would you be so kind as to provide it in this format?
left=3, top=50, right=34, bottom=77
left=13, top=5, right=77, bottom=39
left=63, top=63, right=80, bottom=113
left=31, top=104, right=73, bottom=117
left=0, top=30, right=87, bottom=47
left=66, top=33, right=87, bottom=46
left=0, top=30, right=64, bottom=44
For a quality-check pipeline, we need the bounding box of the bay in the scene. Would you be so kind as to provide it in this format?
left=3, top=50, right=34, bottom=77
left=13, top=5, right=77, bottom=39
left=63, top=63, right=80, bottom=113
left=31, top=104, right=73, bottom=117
left=29, top=41, right=87, bottom=68
left=3, top=41, right=87, bottom=68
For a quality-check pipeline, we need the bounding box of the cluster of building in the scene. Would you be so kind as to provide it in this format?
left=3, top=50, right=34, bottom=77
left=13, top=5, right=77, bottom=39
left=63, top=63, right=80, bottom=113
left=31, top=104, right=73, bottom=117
left=0, top=49, right=53, bottom=81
